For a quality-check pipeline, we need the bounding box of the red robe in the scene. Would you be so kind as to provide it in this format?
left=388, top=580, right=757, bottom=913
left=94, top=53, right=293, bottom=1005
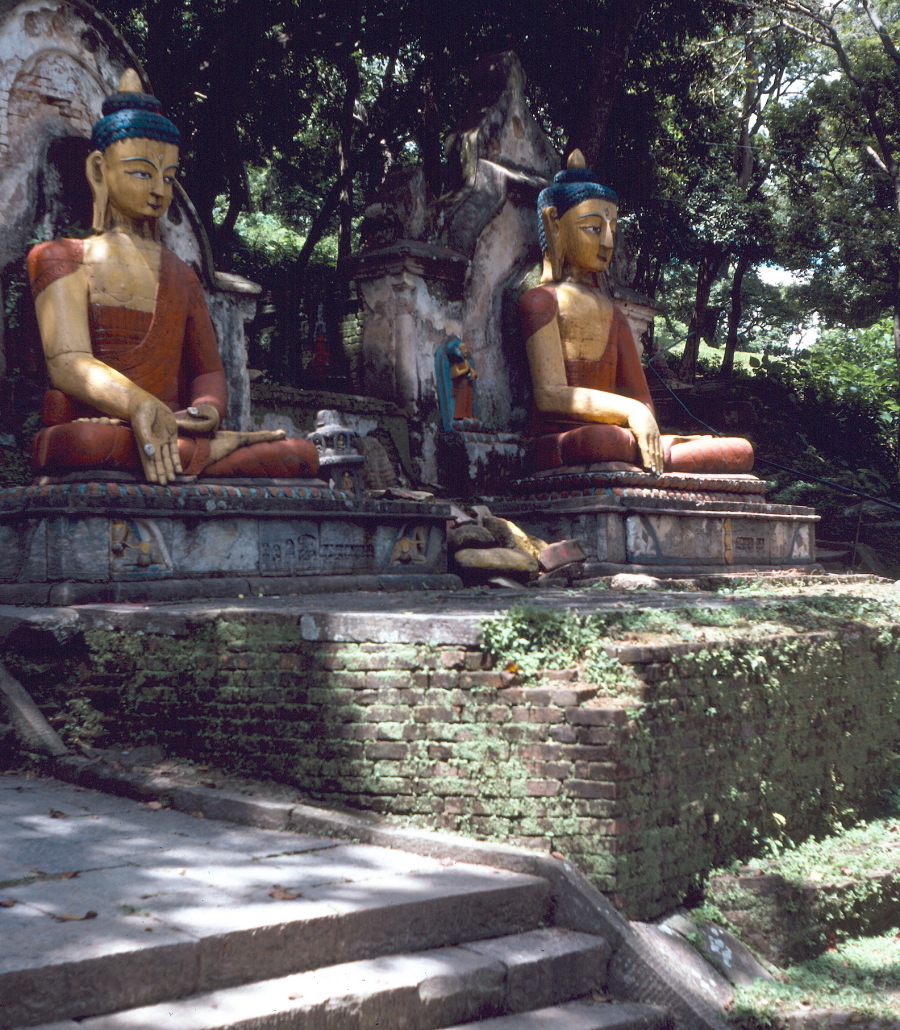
left=520, top=285, right=754, bottom=475
left=28, top=238, right=318, bottom=478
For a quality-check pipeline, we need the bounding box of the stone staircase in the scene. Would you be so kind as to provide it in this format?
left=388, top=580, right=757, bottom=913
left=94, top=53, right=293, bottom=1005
left=0, top=775, right=669, bottom=1030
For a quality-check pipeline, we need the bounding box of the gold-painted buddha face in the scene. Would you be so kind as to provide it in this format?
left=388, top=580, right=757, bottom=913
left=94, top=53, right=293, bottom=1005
left=101, top=137, right=179, bottom=224
left=553, top=197, right=618, bottom=275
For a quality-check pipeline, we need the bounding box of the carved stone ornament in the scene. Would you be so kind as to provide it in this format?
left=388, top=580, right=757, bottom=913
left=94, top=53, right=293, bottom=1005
left=308, top=410, right=366, bottom=496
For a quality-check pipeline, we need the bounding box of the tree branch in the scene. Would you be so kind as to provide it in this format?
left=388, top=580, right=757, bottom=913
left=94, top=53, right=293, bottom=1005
left=860, top=0, right=900, bottom=73
left=866, top=143, right=891, bottom=174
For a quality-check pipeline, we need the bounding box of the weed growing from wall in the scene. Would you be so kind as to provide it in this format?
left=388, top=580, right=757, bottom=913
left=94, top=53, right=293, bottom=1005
left=479, top=604, right=640, bottom=691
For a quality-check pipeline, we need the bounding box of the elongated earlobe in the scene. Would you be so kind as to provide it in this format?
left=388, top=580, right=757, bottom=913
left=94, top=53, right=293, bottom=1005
left=540, top=206, right=562, bottom=283
left=86, top=151, right=108, bottom=232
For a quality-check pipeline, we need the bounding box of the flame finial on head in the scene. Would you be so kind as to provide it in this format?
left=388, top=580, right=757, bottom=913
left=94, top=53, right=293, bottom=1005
left=536, top=150, right=619, bottom=251
left=89, top=69, right=180, bottom=153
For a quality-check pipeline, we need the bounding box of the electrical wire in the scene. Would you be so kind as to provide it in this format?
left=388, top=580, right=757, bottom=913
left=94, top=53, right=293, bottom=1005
left=644, top=357, right=900, bottom=515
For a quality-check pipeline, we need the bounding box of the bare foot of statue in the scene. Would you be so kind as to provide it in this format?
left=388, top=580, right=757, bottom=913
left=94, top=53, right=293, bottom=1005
left=206, top=429, right=287, bottom=465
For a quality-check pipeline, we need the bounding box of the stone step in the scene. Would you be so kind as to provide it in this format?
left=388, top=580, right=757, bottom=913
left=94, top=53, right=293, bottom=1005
left=443, top=998, right=671, bottom=1029
left=21, top=929, right=611, bottom=1030
left=1, top=844, right=550, bottom=1028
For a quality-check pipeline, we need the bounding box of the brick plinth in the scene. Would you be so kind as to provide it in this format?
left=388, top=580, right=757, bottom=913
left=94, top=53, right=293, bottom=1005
left=13, top=611, right=900, bottom=919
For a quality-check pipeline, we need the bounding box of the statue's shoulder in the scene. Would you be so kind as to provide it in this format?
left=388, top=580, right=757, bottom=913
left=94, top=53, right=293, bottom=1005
left=26, top=237, right=84, bottom=296
left=609, top=301, right=635, bottom=339
left=159, top=244, right=204, bottom=292
left=520, top=284, right=558, bottom=339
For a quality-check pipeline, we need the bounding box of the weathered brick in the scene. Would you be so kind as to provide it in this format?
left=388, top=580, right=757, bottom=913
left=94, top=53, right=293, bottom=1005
left=513, top=705, right=564, bottom=724
left=574, top=761, right=618, bottom=779
left=526, top=780, right=560, bottom=797
left=458, top=672, right=504, bottom=689
left=549, top=724, right=578, bottom=743
left=566, top=779, right=617, bottom=799
left=412, top=705, right=455, bottom=723
left=565, top=706, right=630, bottom=726
left=365, top=742, right=408, bottom=760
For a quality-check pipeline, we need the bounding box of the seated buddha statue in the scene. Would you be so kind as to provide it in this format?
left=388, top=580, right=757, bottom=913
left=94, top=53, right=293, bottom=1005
left=29, top=71, right=319, bottom=485
left=520, top=150, right=753, bottom=477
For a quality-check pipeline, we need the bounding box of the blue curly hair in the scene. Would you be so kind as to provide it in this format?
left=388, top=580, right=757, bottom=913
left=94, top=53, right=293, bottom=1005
left=90, top=91, right=180, bottom=152
left=537, top=168, right=618, bottom=251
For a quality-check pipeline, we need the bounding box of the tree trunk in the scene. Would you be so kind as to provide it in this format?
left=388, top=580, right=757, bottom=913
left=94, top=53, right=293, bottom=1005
left=575, top=0, right=652, bottom=167
left=889, top=256, right=897, bottom=471
left=422, top=74, right=441, bottom=194
left=679, top=243, right=727, bottom=383
left=338, top=61, right=360, bottom=266
left=720, top=251, right=751, bottom=380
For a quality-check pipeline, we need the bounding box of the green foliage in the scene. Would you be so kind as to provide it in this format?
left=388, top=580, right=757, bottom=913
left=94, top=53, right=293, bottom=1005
left=731, top=931, right=900, bottom=1025
left=480, top=596, right=900, bottom=693
left=59, top=697, right=105, bottom=746
left=479, top=604, right=637, bottom=691
left=749, top=817, right=900, bottom=888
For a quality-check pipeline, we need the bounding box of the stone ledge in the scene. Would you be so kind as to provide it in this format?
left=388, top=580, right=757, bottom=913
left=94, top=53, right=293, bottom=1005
left=47, top=751, right=730, bottom=1029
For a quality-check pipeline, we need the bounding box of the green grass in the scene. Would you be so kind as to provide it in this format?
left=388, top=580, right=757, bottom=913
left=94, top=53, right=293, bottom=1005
left=479, top=593, right=900, bottom=687
left=736, top=817, right=900, bottom=885
left=660, top=338, right=757, bottom=372
left=730, top=930, right=900, bottom=1025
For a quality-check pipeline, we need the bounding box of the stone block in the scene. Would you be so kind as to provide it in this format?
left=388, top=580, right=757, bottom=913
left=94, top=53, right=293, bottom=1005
left=539, top=538, right=587, bottom=572
left=0, top=520, right=47, bottom=582
left=373, top=521, right=443, bottom=571
left=260, top=520, right=321, bottom=575
left=462, top=927, right=610, bottom=1013
left=109, top=518, right=175, bottom=579
left=171, top=519, right=256, bottom=575
left=728, top=520, right=770, bottom=564
left=320, top=520, right=372, bottom=574
left=46, top=517, right=109, bottom=581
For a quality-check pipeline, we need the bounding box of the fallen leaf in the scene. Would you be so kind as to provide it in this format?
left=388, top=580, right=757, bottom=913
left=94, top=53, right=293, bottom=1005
left=0, top=899, right=16, bottom=908
left=55, top=911, right=97, bottom=922
left=550, top=851, right=565, bottom=861
left=48, top=809, right=67, bottom=819
left=28, top=868, right=44, bottom=875
left=147, top=801, right=164, bottom=811
left=268, top=887, right=300, bottom=900
left=118, top=905, right=150, bottom=917
left=57, top=871, right=78, bottom=880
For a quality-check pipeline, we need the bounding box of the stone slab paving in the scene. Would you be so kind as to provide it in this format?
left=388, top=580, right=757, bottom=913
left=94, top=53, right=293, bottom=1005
left=0, top=573, right=872, bottom=649
left=19, top=930, right=623, bottom=1030
left=0, top=775, right=551, bottom=1027
left=441, top=998, right=669, bottom=1029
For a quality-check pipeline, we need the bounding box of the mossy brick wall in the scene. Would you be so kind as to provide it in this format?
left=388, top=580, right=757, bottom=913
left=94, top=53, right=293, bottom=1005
left=43, top=617, right=900, bottom=920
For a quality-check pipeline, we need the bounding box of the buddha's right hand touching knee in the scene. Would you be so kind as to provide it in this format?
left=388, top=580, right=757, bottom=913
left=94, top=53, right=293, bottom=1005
left=626, top=403, right=663, bottom=474
left=129, top=395, right=182, bottom=484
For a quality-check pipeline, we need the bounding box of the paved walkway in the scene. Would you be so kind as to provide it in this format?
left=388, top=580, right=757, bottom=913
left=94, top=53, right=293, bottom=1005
left=0, top=774, right=540, bottom=1016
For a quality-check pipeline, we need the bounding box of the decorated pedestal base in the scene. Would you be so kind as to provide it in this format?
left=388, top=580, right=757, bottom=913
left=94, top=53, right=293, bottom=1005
left=0, top=478, right=454, bottom=605
left=492, top=468, right=818, bottom=575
